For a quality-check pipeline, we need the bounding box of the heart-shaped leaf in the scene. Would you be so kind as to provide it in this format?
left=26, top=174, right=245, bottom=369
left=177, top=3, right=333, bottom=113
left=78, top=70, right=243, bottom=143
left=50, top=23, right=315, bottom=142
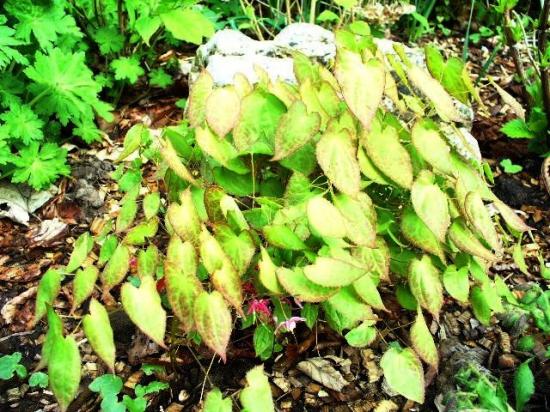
left=35, top=269, right=63, bottom=323
left=72, top=266, right=99, bottom=310
left=194, top=291, right=232, bottom=362
left=258, top=247, right=283, bottom=294
left=123, top=217, right=159, bottom=245
left=304, top=257, right=366, bottom=287
left=206, top=86, right=241, bottom=137
left=143, top=192, right=161, bottom=220
left=380, top=345, right=425, bottom=403
left=333, top=193, right=376, bottom=247
left=83, top=299, right=115, bottom=372
left=335, top=50, right=385, bottom=130
left=240, top=365, right=275, bottom=412
left=263, top=225, right=307, bottom=250
left=411, top=171, right=450, bottom=243
left=351, top=237, right=390, bottom=282
left=400, top=206, right=446, bottom=263
left=211, top=262, right=243, bottom=315
left=411, top=119, right=455, bottom=176
left=121, top=276, right=166, bottom=347
left=316, top=130, right=361, bottom=197
left=464, top=191, right=500, bottom=251
left=272, top=100, right=320, bottom=161
left=215, top=225, right=256, bottom=275
left=188, top=71, right=213, bottom=128
left=306, top=196, right=347, bottom=239
left=410, top=308, right=439, bottom=368
left=442, top=264, right=469, bottom=302
left=167, top=188, right=201, bottom=245
left=353, top=274, right=386, bottom=311
left=100, top=244, right=130, bottom=291
left=408, top=255, right=443, bottom=319
left=66, top=232, right=94, bottom=273
left=448, top=218, right=497, bottom=261
left=137, top=244, right=159, bottom=278
left=48, top=334, right=81, bottom=412
left=277, top=267, right=337, bottom=302
left=196, top=125, right=248, bottom=174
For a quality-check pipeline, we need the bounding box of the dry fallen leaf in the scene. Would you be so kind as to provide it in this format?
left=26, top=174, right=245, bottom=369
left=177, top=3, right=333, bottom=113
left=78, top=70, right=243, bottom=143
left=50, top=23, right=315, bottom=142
left=296, top=357, right=350, bottom=392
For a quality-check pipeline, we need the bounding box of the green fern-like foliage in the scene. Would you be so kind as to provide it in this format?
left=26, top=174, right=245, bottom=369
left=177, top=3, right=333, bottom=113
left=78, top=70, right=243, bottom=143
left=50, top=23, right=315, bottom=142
left=35, top=24, right=532, bottom=409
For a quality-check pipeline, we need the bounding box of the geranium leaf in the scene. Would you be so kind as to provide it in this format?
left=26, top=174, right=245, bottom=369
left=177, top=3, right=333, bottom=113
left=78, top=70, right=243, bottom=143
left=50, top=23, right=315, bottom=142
left=194, top=291, right=232, bottom=362
left=83, top=299, right=115, bottom=372
left=316, top=130, right=361, bottom=197
left=121, top=276, right=166, bottom=348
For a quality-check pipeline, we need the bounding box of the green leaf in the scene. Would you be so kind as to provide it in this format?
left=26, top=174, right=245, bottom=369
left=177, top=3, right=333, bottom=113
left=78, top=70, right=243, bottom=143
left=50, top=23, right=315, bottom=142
left=253, top=323, right=275, bottom=360
left=306, top=196, right=347, bottom=239
left=195, top=125, right=248, bottom=174
left=123, top=395, right=147, bottom=412
left=100, top=244, right=130, bottom=291
left=204, top=388, right=232, bottom=412
left=411, top=119, right=455, bottom=176
left=164, top=236, right=202, bottom=332
left=500, top=158, right=523, bottom=174
left=239, top=365, right=275, bottom=412
left=72, top=266, right=99, bottom=310
left=205, top=86, right=241, bottom=138
left=149, top=68, right=172, bottom=88
left=66, top=232, right=94, bottom=273
left=425, top=45, right=472, bottom=104
left=29, top=371, right=49, bottom=388
left=333, top=193, right=377, bottom=247
left=194, top=291, right=232, bottom=362
left=215, top=226, right=255, bottom=275
left=501, top=119, right=535, bottom=139
left=351, top=238, right=391, bottom=282
left=137, top=245, right=158, bottom=278
left=111, top=56, right=144, bottom=84
left=160, top=8, right=214, bottom=45
left=211, top=261, right=244, bottom=315
left=442, top=265, right=469, bottom=302
left=362, top=121, right=413, bottom=190
left=301, top=303, right=319, bottom=329
left=470, top=285, right=492, bottom=325
left=116, top=197, right=138, bottom=233
left=335, top=50, right=385, bottom=130
left=277, top=267, right=337, bottom=302
left=39, top=308, right=63, bottom=369
left=0, top=103, right=43, bottom=145
left=316, top=130, right=361, bottom=197
left=117, top=124, right=149, bottom=162
left=188, top=71, right=213, bottom=128
left=448, top=218, right=497, bottom=261
left=166, top=188, right=201, bottom=245
left=123, top=217, right=159, bottom=245
left=465, top=191, right=500, bottom=251
left=380, top=345, right=425, bottom=403
left=513, top=241, right=530, bottom=276
left=353, top=274, right=386, bottom=311
left=98, top=235, right=118, bottom=266
left=408, top=255, right=443, bottom=319
left=411, top=171, right=450, bottom=243
left=121, top=276, right=166, bottom=347
left=233, top=89, right=286, bottom=154
left=493, top=199, right=532, bottom=232
left=272, top=100, right=320, bottom=160
left=0, top=352, right=25, bottom=380
left=345, top=322, right=377, bottom=348
left=401, top=206, right=446, bottom=262
left=263, top=225, right=307, bottom=250
left=83, top=299, right=116, bottom=372
left=514, top=361, right=535, bottom=412
left=410, top=309, right=438, bottom=368
left=258, top=246, right=283, bottom=294
left=304, top=257, right=366, bottom=287
left=35, top=268, right=63, bottom=323
left=323, top=286, right=374, bottom=332
left=135, top=15, right=161, bottom=45
left=316, top=10, right=339, bottom=22
left=48, top=335, right=81, bottom=412
left=89, top=374, right=123, bottom=398
left=358, top=146, right=392, bottom=185
left=143, top=192, right=161, bottom=220
left=11, top=142, right=70, bottom=190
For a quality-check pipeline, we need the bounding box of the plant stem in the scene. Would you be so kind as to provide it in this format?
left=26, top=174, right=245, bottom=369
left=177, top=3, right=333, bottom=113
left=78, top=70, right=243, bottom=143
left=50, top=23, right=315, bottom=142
left=463, top=0, right=476, bottom=61
left=28, top=88, right=50, bottom=107
left=538, top=0, right=550, bottom=147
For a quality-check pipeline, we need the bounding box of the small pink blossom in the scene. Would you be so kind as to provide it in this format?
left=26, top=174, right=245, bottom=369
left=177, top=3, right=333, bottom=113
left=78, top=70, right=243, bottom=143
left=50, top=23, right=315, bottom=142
left=293, top=297, right=303, bottom=309
left=276, top=316, right=306, bottom=332
left=247, top=299, right=271, bottom=318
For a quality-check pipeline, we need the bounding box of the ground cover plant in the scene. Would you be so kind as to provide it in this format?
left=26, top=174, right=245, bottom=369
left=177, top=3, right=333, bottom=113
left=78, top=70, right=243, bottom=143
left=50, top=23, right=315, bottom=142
left=26, top=20, right=546, bottom=411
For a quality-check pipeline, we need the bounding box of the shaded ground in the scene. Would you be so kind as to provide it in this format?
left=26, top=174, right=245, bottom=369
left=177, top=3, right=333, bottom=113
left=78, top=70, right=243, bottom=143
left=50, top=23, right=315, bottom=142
left=0, top=37, right=549, bottom=412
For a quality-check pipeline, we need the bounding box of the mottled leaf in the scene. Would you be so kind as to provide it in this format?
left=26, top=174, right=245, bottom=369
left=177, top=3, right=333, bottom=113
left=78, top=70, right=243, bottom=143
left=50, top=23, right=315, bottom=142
left=167, top=188, right=201, bottom=245
left=410, top=309, right=439, bottom=368
left=143, top=192, right=161, bottom=220
left=206, top=86, right=241, bottom=137
left=408, top=255, right=443, bottom=319
left=194, top=291, right=232, bottom=362
left=306, top=196, right=347, bottom=238
left=277, top=267, right=337, bottom=302
left=465, top=191, right=500, bottom=251
left=35, top=269, right=63, bottom=324
left=188, top=71, right=213, bottom=128
left=66, top=232, right=94, bottom=273
left=380, top=346, right=424, bottom=403
left=72, top=266, right=99, bottom=310
left=160, top=138, right=198, bottom=186
left=100, top=244, right=130, bottom=291
left=401, top=206, right=446, bottom=262
left=448, top=218, right=497, bottom=261
left=411, top=119, right=455, bottom=176
left=333, top=193, right=376, bottom=247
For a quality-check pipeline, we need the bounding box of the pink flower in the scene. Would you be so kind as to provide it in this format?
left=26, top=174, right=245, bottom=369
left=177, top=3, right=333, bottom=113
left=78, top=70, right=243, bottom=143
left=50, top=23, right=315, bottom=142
left=247, top=299, right=271, bottom=318
left=276, top=316, right=306, bottom=333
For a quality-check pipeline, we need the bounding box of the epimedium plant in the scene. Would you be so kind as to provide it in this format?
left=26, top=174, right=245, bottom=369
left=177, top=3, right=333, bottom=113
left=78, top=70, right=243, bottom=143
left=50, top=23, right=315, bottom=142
left=34, top=23, right=533, bottom=409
